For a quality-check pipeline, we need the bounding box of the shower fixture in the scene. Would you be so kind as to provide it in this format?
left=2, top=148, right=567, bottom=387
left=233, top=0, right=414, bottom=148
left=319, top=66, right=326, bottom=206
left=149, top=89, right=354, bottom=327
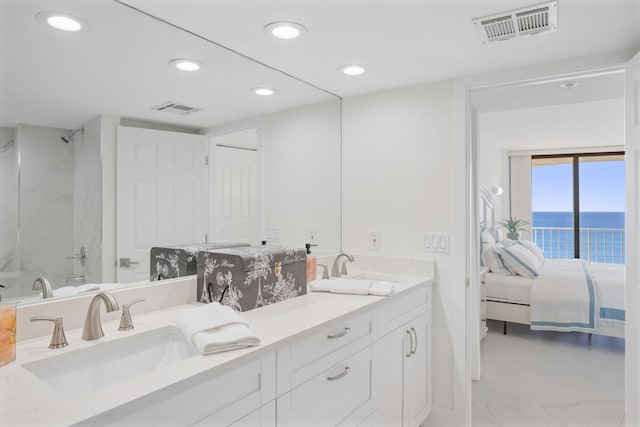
left=61, top=126, right=84, bottom=143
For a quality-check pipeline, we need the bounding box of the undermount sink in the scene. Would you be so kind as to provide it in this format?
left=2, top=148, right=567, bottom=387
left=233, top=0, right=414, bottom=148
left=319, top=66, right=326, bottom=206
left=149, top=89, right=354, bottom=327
left=23, top=325, right=197, bottom=398
left=346, top=273, right=401, bottom=283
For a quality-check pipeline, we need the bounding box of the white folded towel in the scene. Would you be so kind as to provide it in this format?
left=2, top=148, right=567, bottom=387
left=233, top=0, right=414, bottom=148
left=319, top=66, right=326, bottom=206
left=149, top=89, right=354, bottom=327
left=309, top=278, right=395, bottom=296
left=176, top=302, right=260, bottom=355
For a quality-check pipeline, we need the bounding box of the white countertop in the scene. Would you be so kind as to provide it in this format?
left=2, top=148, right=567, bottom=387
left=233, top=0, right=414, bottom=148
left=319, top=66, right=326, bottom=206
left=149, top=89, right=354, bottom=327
left=0, top=271, right=433, bottom=426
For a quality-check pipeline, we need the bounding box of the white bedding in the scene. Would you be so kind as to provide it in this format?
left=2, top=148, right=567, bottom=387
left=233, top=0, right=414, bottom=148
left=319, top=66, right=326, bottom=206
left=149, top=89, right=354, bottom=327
left=530, top=259, right=595, bottom=332
left=485, top=272, right=533, bottom=303
left=484, top=259, right=625, bottom=334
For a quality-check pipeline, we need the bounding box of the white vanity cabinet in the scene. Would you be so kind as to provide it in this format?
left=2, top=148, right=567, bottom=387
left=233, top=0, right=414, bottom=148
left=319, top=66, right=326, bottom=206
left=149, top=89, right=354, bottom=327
left=3, top=275, right=434, bottom=427
left=277, top=283, right=432, bottom=427
left=373, top=285, right=432, bottom=427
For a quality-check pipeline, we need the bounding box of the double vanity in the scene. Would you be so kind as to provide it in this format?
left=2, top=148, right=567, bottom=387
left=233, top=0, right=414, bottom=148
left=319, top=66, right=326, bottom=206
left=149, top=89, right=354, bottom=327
left=1, top=266, right=434, bottom=427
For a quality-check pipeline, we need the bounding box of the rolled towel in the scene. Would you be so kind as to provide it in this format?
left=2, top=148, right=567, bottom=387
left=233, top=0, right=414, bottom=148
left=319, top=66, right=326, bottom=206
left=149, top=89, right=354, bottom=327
left=369, top=281, right=395, bottom=296
left=176, top=302, right=260, bottom=355
left=309, top=278, right=395, bottom=296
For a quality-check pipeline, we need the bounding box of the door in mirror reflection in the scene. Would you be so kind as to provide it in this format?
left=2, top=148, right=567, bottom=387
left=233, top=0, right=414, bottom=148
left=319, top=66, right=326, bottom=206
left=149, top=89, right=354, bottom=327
left=116, top=126, right=207, bottom=282
left=212, top=130, right=258, bottom=244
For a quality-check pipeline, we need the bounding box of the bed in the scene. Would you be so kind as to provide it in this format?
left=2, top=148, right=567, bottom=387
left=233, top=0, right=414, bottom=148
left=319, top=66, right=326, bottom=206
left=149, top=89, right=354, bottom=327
left=479, top=188, right=625, bottom=339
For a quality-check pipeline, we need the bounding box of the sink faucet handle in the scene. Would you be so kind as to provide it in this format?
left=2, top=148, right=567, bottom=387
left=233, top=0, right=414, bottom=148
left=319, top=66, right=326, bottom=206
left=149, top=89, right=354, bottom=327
left=30, top=317, right=68, bottom=349
left=118, top=297, right=145, bottom=331
left=340, top=260, right=352, bottom=276
left=317, top=264, right=330, bottom=280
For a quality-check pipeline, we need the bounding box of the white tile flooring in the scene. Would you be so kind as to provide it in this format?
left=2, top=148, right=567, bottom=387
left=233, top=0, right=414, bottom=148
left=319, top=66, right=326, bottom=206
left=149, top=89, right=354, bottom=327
left=472, top=320, right=625, bottom=427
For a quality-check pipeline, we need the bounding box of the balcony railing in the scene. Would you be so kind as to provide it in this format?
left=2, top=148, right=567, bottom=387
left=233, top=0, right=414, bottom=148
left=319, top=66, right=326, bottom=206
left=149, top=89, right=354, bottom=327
left=531, top=227, right=625, bottom=264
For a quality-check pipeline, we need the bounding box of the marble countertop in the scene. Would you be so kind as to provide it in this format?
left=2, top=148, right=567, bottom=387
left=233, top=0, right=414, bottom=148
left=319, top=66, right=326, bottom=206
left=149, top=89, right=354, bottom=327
left=0, top=271, right=433, bottom=426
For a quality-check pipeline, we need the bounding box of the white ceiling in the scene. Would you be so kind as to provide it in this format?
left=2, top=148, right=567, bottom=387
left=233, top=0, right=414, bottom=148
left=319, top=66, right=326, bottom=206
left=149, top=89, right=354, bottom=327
left=2, top=0, right=639, bottom=130
left=122, top=0, right=640, bottom=97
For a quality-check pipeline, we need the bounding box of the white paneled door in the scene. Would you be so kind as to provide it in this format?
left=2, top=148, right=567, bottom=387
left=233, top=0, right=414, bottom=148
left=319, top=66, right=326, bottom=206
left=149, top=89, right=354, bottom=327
left=116, top=126, right=207, bottom=283
left=625, top=50, right=640, bottom=427
left=212, top=145, right=257, bottom=244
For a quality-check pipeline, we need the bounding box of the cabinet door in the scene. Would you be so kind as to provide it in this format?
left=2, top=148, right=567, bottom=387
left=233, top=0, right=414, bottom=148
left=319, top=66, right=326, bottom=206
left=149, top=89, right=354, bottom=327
left=404, top=311, right=431, bottom=427
left=372, top=325, right=409, bottom=427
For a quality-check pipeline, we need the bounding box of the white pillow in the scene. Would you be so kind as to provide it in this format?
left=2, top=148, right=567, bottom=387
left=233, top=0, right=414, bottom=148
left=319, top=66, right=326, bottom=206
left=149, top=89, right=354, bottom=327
left=516, top=239, right=545, bottom=264
left=480, top=231, right=497, bottom=267
left=500, top=238, right=516, bottom=248
left=481, top=244, right=513, bottom=276
left=500, top=244, right=543, bottom=279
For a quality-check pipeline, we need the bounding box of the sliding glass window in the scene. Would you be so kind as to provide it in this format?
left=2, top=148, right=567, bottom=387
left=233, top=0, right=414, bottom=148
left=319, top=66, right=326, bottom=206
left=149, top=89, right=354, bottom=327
left=531, top=152, right=625, bottom=265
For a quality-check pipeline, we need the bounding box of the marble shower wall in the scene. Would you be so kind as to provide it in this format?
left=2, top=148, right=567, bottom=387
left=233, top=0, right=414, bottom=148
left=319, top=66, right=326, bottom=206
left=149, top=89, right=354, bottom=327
left=0, top=127, right=18, bottom=296
left=16, top=125, right=74, bottom=296
left=72, top=116, right=102, bottom=284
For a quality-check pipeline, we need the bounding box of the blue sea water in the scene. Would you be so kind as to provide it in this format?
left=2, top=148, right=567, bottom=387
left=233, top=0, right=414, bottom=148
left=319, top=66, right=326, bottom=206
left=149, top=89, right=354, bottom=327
left=531, top=212, right=625, bottom=264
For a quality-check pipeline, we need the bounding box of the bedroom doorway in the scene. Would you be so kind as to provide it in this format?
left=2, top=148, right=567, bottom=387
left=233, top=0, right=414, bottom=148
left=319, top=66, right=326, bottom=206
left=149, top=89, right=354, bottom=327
left=468, top=65, right=629, bottom=426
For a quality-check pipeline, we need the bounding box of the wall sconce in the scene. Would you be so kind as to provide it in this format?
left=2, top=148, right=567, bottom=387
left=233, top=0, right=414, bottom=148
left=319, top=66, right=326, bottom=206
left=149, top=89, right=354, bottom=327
left=491, top=185, right=504, bottom=196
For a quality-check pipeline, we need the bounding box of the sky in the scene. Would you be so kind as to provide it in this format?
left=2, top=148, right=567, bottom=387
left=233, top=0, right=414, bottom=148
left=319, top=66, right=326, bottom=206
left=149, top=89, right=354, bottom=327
left=531, top=160, right=625, bottom=212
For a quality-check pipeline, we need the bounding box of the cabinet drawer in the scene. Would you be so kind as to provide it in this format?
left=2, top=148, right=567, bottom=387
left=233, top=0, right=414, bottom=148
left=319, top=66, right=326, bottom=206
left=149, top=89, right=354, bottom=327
left=278, top=311, right=374, bottom=391
left=96, top=353, right=276, bottom=427
left=380, top=284, right=430, bottom=335
left=277, top=346, right=373, bottom=427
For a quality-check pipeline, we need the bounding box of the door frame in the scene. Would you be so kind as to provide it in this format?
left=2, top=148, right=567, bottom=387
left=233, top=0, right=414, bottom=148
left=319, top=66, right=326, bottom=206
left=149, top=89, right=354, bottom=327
left=456, top=56, right=630, bottom=426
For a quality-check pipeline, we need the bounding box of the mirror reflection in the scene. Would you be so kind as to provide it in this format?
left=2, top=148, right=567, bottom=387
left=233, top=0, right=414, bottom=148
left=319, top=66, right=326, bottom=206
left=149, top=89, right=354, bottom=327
left=0, top=0, right=341, bottom=303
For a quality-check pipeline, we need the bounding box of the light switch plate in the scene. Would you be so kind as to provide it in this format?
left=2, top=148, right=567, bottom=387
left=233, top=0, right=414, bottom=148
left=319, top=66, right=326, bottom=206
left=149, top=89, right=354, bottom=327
left=421, top=232, right=449, bottom=253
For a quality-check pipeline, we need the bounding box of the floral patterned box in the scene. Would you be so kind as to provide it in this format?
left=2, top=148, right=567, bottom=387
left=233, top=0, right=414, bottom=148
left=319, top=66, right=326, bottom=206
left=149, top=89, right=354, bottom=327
left=197, top=245, right=307, bottom=311
left=150, top=243, right=250, bottom=282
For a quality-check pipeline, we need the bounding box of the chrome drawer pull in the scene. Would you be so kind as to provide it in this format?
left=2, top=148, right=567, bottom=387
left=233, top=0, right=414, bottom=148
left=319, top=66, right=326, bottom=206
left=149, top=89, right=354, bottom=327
left=406, top=330, right=412, bottom=358
left=327, top=327, right=350, bottom=339
left=327, top=366, right=350, bottom=381
left=410, top=327, right=417, bottom=355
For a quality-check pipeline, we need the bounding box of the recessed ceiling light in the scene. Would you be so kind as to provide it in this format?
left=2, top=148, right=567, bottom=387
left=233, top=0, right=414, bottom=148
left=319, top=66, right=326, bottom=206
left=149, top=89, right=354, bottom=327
left=264, top=22, right=307, bottom=39
left=252, top=87, right=278, bottom=96
left=338, top=65, right=367, bottom=76
left=36, top=12, right=89, bottom=32
left=169, top=59, right=205, bottom=72
left=560, top=81, right=580, bottom=89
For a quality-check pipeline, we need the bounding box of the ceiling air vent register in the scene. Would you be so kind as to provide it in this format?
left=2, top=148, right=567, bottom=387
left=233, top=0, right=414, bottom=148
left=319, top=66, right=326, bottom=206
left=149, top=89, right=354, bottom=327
left=473, top=1, right=558, bottom=44
left=152, top=102, right=201, bottom=115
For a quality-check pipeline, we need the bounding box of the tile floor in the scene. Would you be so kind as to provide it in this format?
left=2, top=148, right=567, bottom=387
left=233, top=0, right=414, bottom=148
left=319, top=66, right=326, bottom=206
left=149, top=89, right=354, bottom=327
left=472, top=320, right=624, bottom=427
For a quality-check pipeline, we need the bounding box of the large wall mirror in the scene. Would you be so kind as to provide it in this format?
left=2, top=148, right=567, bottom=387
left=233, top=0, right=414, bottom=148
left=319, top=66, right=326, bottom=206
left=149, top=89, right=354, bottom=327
left=0, top=0, right=342, bottom=303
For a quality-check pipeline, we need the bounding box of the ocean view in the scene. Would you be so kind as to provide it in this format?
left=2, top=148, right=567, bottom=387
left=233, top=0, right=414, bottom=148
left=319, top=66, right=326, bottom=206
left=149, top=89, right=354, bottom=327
left=531, top=211, right=625, bottom=264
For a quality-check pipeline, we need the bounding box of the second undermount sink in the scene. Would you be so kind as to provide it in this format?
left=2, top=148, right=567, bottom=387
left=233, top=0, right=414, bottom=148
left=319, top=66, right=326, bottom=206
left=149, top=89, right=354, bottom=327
left=346, top=273, right=401, bottom=283
left=23, top=325, right=197, bottom=398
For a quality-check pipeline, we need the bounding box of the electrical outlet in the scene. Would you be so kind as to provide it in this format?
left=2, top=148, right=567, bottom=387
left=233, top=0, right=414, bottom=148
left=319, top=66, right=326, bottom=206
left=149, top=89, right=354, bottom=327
left=308, top=230, right=319, bottom=245
left=369, top=232, right=381, bottom=251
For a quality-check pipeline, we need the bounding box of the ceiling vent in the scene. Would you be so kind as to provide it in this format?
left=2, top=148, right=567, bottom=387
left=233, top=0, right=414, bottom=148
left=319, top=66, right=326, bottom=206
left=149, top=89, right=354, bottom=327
left=473, top=1, right=558, bottom=44
left=152, top=101, right=201, bottom=115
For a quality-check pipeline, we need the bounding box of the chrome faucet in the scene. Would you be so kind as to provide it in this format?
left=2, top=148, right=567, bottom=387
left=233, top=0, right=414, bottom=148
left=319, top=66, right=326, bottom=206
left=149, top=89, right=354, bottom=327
left=331, top=253, right=355, bottom=278
left=32, top=277, right=53, bottom=299
left=82, top=291, right=119, bottom=341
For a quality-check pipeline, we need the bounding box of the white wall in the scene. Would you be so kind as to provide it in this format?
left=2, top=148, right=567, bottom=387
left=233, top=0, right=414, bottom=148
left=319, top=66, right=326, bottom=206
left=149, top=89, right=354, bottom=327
left=204, top=100, right=343, bottom=253
left=262, top=100, right=341, bottom=252
left=342, top=80, right=460, bottom=420
left=478, top=98, right=625, bottom=220
left=15, top=124, right=74, bottom=295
